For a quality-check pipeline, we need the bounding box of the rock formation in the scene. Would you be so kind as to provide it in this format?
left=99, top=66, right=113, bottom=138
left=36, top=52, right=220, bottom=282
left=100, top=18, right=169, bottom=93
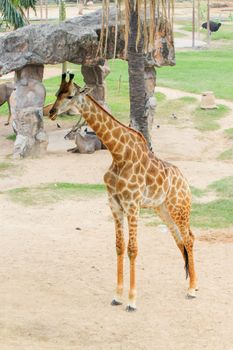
left=0, top=8, right=175, bottom=158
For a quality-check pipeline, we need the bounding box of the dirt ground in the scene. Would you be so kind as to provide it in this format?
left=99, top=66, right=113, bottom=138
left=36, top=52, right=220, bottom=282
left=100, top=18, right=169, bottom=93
left=0, top=85, right=233, bottom=350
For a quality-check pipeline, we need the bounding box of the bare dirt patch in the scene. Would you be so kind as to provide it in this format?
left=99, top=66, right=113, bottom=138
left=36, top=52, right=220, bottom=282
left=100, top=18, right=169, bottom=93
left=198, top=230, right=233, bottom=244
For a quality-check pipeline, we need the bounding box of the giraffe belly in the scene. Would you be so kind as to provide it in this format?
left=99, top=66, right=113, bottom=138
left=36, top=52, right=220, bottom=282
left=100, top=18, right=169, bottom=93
left=141, top=191, right=166, bottom=208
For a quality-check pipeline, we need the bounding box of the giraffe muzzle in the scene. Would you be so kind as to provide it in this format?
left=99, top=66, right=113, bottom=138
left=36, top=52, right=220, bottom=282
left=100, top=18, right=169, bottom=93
left=49, top=108, right=58, bottom=121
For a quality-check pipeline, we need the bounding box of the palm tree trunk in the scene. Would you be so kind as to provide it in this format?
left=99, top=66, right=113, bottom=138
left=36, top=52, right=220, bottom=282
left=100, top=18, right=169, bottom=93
left=128, top=1, right=151, bottom=148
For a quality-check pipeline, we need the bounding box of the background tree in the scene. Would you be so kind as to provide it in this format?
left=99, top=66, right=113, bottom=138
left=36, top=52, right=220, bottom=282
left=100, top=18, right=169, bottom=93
left=0, top=0, right=36, bottom=29
left=100, top=0, right=174, bottom=149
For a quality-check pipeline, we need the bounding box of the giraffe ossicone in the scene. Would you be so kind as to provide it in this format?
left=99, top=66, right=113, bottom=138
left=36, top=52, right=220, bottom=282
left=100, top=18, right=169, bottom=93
left=49, top=74, right=198, bottom=311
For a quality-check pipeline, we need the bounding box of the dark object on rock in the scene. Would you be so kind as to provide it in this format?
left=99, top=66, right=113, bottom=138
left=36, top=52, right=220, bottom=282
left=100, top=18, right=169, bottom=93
left=201, top=21, right=222, bottom=33
left=172, top=113, right=177, bottom=119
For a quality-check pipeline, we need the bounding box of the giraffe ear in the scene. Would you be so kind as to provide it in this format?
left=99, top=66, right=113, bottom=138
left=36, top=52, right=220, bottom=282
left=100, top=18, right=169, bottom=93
left=61, top=73, right=67, bottom=82
left=69, top=73, right=75, bottom=81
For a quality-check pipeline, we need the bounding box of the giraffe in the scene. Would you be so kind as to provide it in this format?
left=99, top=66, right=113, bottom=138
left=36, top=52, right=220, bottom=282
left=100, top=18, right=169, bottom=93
left=49, top=73, right=198, bottom=311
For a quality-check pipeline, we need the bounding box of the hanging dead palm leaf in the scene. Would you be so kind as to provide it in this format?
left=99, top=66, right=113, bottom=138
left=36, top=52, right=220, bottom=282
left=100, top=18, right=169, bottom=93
left=98, top=0, right=174, bottom=60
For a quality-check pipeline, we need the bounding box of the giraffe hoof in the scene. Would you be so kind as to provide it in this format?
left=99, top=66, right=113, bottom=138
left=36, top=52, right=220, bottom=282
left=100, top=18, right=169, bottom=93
left=125, top=305, right=137, bottom=312
left=4, top=122, right=9, bottom=126
left=111, top=299, right=122, bottom=306
left=186, top=288, right=196, bottom=299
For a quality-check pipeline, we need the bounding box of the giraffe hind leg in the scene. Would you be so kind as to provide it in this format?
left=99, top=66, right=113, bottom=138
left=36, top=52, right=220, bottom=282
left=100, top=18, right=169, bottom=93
left=155, top=204, right=197, bottom=298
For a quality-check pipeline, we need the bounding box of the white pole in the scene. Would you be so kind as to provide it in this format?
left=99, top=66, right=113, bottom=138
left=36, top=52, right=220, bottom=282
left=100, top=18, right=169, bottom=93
left=192, top=0, right=195, bottom=48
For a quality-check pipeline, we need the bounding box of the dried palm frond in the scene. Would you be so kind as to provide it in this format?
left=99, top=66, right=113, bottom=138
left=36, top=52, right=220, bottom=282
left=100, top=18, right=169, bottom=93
left=98, top=0, right=174, bottom=58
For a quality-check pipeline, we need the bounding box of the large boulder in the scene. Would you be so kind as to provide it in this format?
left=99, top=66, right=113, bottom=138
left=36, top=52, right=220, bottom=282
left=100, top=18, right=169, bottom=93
left=0, top=10, right=121, bottom=76
left=0, top=9, right=175, bottom=76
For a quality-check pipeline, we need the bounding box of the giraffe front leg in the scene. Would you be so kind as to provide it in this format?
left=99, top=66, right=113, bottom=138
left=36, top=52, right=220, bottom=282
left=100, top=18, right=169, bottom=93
left=111, top=210, right=125, bottom=306
left=126, top=212, right=138, bottom=312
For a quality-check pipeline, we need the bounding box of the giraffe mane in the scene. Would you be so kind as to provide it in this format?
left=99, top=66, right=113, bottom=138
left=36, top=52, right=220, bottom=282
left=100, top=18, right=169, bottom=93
left=86, top=95, right=148, bottom=147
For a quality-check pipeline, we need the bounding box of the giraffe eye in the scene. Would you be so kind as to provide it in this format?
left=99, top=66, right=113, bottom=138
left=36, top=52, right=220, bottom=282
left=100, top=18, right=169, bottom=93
left=67, top=96, right=73, bottom=99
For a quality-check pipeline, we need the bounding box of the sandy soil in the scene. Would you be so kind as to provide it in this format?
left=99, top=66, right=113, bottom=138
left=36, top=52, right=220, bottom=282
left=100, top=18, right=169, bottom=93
left=0, top=86, right=233, bottom=350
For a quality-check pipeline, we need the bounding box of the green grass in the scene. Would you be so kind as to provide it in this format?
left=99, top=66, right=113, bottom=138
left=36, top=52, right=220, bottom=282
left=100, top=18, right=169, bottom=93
left=191, top=199, right=233, bottom=229
left=155, top=92, right=166, bottom=103
left=211, top=24, right=233, bottom=41
left=190, top=185, right=206, bottom=198
left=1, top=49, right=232, bottom=125
left=191, top=176, right=233, bottom=228
left=7, top=182, right=106, bottom=206
left=42, top=60, right=131, bottom=125
left=208, top=176, right=233, bottom=198
left=157, top=50, right=233, bottom=100
left=6, top=134, right=16, bottom=141
left=156, top=96, right=229, bottom=131
left=174, top=31, right=187, bottom=38
left=179, top=23, right=233, bottom=41
left=0, top=161, right=15, bottom=177
left=156, top=96, right=198, bottom=123
left=192, top=104, right=230, bottom=131
left=180, top=23, right=192, bottom=32
left=0, top=103, right=9, bottom=117
left=140, top=177, right=233, bottom=229
left=0, top=162, right=13, bottom=171
left=218, top=148, right=233, bottom=160
left=224, top=128, right=233, bottom=140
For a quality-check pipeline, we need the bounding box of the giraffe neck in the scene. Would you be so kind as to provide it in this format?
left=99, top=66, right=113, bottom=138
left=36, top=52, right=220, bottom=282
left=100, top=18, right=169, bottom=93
left=75, top=94, right=148, bottom=162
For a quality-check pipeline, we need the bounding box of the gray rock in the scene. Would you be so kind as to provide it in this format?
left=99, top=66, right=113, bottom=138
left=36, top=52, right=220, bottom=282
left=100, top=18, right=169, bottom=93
left=10, top=65, right=48, bottom=158
left=0, top=10, right=117, bottom=76
left=0, top=9, right=175, bottom=76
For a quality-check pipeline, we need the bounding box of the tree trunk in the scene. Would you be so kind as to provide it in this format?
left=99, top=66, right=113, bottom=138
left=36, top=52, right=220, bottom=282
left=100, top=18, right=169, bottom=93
left=128, top=1, right=151, bottom=149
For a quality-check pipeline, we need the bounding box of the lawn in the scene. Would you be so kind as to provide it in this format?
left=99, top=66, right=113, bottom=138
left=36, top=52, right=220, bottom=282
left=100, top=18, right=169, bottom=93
left=6, top=182, right=106, bottom=206
left=157, top=50, right=233, bottom=100
left=42, top=61, right=130, bottom=124
left=179, top=22, right=233, bottom=41
left=191, top=177, right=233, bottom=228
left=1, top=47, right=233, bottom=121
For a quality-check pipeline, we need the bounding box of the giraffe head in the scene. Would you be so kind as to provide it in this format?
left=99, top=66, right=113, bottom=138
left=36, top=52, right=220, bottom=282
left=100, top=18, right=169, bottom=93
left=49, top=73, right=80, bottom=120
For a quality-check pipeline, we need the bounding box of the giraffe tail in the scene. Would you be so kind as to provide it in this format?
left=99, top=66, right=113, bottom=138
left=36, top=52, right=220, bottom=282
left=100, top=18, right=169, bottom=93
left=184, top=246, right=189, bottom=279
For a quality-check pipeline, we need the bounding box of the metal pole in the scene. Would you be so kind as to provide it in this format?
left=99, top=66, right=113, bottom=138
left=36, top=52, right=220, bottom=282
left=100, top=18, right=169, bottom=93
left=192, top=0, right=195, bottom=48
left=59, top=0, right=67, bottom=73
left=207, top=0, right=210, bottom=47
left=197, top=0, right=200, bottom=40
left=40, top=0, right=43, bottom=20
left=44, top=0, right=48, bottom=22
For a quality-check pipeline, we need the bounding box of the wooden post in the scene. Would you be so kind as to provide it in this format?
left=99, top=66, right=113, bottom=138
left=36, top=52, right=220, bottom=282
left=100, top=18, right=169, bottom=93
left=192, top=0, right=195, bottom=48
